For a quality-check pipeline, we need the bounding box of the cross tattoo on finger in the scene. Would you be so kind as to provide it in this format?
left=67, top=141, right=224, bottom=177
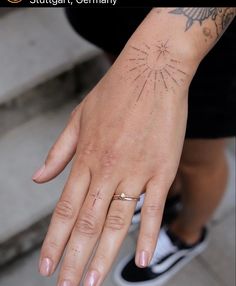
left=91, top=191, right=102, bottom=207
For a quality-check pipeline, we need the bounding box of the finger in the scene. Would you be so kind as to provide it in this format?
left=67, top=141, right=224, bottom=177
left=84, top=180, right=144, bottom=286
left=135, top=178, right=168, bottom=268
left=57, top=175, right=118, bottom=286
left=39, top=162, right=91, bottom=277
left=33, top=104, right=83, bottom=183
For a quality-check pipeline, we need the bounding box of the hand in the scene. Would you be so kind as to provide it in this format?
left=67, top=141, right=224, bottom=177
left=33, top=38, right=192, bottom=286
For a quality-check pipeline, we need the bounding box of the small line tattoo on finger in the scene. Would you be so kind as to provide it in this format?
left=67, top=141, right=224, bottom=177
left=91, top=191, right=102, bottom=207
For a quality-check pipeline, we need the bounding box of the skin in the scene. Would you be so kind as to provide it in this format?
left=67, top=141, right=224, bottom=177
left=170, top=139, right=228, bottom=244
left=32, top=8, right=235, bottom=286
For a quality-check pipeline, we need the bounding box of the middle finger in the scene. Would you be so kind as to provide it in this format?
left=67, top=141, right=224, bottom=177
left=84, top=179, right=146, bottom=286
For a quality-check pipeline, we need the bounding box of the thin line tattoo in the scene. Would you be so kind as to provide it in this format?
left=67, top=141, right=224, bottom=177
left=137, top=79, right=148, bottom=101
left=154, top=70, right=158, bottom=93
left=127, top=40, right=187, bottom=101
left=91, top=191, right=102, bottom=207
left=144, top=43, right=151, bottom=49
left=164, top=68, right=179, bottom=86
left=129, top=63, right=146, bottom=72
left=131, top=46, right=148, bottom=55
left=134, top=67, right=149, bottom=81
left=169, top=8, right=235, bottom=39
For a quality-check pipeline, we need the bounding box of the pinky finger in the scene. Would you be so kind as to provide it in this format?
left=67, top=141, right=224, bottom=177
left=135, top=179, right=168, bottom=268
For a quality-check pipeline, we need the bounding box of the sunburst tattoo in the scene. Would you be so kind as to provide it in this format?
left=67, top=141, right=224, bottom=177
left=127, top=40, right=187, bottom=101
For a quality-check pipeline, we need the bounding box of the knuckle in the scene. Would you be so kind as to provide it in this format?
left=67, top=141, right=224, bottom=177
left=41, top=240, right=59, bottom=258
left=101, top=149, right=118, bottom=169
left=94, top=253, right=106, bottom=263
left=105, top=213, right=126, bottom=231
left=141, top=232, right=157, bottom=244
left=46, top=240, right=59, bottom=251
left=102, top=150, right=117, bottom=167
left=90, top=253, right=107, bottom=269
left=82, top=142, right=98, bottom=156
left=75, top=212, right=101, bottom=237
left=62, top=264, right=77, bottom=275
left=54, top=200, right=75, bottom=220
left=99, top=149, right=119, bottom=178
left=142, top=203, right=163, bottom=218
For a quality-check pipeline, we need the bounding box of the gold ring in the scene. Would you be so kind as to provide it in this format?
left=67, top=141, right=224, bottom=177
left=113, top=192, right=140, bottom=202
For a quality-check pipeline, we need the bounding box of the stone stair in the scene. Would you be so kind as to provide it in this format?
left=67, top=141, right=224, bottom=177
left=0, top=8, right=110, bottom=266
left=0, top=8, right=112, bottom=136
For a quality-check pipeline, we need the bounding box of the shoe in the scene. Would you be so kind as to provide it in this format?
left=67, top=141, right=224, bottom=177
left=114, top=226, right=208, bottom=286
left=129, top=194, right=182, bottom=233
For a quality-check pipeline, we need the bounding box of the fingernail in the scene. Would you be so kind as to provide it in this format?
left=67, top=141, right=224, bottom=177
left=84, top=270, right=100, bottom=286
left=32, top=164, right=45, bottom=181
left=139, top=251, right=149, bottom=268
left=39, top=257, right=52, bottom=276
left=58, top=280, right=72, bottom=286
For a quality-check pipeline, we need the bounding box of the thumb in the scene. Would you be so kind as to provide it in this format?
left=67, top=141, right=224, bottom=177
left=32, top=103, right=83, bottom=183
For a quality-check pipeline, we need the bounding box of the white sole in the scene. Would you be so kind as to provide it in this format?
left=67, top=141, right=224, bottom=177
left=113, top=239, right=208, bottom=286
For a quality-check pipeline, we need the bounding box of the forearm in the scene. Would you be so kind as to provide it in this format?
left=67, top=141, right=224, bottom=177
left=106, top=8, right=235, bottom=100
left=132, top=8, right=235, bottom=56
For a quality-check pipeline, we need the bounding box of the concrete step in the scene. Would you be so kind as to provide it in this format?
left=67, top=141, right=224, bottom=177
left=0, top=8, right=109, bottom=135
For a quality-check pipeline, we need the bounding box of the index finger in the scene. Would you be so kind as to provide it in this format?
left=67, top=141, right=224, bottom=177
left=39, top=163, right=90, bottom=276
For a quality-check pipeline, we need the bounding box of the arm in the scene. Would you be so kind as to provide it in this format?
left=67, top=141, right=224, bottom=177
left=34, top=8, right=235, bottom=286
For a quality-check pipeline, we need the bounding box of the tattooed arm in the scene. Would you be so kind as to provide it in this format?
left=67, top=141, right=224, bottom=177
left=121, top=7, right=235, bottom=96
left=169, top=8, right=235, bottom=56
left=35, top=8, right=235, bottom=286
left=104, top=7, right=235, bottom=104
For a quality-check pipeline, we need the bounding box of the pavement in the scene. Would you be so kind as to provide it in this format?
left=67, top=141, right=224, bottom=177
left=0, top=142, right=235, bottom=286
left=0, top=8, right=99, bottom=105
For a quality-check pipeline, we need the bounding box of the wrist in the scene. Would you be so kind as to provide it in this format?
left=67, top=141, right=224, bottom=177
left=109, top=38, right=196, bottom=102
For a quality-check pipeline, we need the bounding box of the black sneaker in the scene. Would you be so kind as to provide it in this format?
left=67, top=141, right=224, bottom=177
left=129, top=194, right=182, bottom=233
left=114, top=226, right=208, bottom=286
